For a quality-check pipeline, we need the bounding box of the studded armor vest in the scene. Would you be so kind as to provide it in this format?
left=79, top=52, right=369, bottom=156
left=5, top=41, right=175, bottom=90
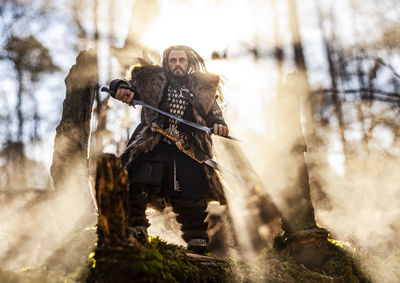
left=166, top=85, right=188, bottom=130
left=165, top=85, right=190, bottom=192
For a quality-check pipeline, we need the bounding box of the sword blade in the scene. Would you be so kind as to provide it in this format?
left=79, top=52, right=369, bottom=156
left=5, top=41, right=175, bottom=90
left=204, top=160, right=244, bottom=183
left=131, top=99, right=213, bottom=134
left=131, top=100, right=240, bottom=141
left=101, top=86, right=239, bottom=141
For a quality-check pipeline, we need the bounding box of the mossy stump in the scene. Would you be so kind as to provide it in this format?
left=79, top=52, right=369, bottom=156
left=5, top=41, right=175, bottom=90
left=286, top=226, right=330, bottom=268
left=88, top=237, right=236, bottom=283
left=95, top=153, right=137, bottom=247
left=273, top=228, right=370, bottom=282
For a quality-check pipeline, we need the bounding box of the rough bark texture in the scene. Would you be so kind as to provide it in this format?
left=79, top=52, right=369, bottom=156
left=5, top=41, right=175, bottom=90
left=50, top=49, right=98, bottom=191
left=90, top=154, right=146, bottom=282
left=95, top=153, right=130, bottom=247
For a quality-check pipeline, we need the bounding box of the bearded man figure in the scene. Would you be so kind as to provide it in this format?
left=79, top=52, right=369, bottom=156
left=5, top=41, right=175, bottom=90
left=108, top=45, right=229, bottom=253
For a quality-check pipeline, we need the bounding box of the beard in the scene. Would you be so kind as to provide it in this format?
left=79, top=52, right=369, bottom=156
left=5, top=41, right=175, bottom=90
left=172, top=67, right=188, bottom=78
left=170, top=67, right=189, bottom=84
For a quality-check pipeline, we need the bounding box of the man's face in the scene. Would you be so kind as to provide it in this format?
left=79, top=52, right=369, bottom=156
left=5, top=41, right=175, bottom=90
left=168, top=50, right=189, bottom=78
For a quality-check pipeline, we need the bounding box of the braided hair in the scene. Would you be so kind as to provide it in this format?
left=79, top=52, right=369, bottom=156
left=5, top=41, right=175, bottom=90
left=162, top=45, right=207, bottom=74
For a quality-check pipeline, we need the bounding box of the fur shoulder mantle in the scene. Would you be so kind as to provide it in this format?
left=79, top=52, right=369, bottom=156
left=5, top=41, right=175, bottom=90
left=130, top=64, right=220, bottom=115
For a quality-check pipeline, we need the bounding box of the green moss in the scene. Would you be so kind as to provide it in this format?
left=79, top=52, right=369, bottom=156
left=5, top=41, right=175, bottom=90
left=86, top=233, right=371, bottom=282
left=88, top=237, right=235, bottom=283
left=4, top=231, right=370, bottom=283
left=147, top=237, right=235, bottom=283
left=263, top=233, right=370, bottom=282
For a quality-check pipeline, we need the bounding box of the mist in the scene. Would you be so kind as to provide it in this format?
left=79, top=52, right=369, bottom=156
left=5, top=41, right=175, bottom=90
left=1, top=0, right=400, bottom=281
left=0, top=159, right=96, bottom=275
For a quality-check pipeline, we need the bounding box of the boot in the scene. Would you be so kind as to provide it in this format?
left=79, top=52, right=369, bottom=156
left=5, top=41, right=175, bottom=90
left=187, top=238, right=208, bottom=254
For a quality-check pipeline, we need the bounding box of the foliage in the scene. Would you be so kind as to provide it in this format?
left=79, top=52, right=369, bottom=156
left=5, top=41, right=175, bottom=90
left=5, top=35, right=60, bottom=82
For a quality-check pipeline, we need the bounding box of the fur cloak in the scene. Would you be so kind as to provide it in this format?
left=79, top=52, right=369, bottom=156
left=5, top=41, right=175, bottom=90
left=120, top=64, right=227, bottom=205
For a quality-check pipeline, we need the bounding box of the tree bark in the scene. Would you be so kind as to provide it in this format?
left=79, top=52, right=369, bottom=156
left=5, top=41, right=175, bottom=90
left=284, top=0, right=318, bottom=233
left=95, top=153, right=132, bottom=247
left=275, top=73, right=316, bottom=233
left=50, top=49, right=98, bottom=195
left=275, top=73, right=329, bottom=268
left=110, top=0, right=159, bottom=69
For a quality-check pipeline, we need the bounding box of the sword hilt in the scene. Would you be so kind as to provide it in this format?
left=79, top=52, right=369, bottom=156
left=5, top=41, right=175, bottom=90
left=101, top=87, right=116, bottom=98
left=101, top=86, right=140, bottom=108
left=101, top=86, right=136, bottom=98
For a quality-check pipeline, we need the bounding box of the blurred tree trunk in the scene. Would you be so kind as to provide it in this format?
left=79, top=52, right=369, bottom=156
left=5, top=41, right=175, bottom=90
left=50, top=49, right=98, bottom=201
left=275, top=73, right=329, bottom=268
left=275, top=73, right=316, bottom=234
left=392, top=77, right=400, bottom=145
left=359, top=60, right=371, bottom=154
left=315, top=0, right=349, bottom=172
left=111, top=0, right=159, bottom=69
left=91, top=90, right=110, bottom=158
left=272, top=0, right=284, bottom=83
left=287, top=0, right=315, bottom=134
left=288, top=0, right=307, bottom=73
left=279, top=1, right=329, bottom=267
left=16, top=67, right=24, bottom=142
left=91, top=0, right=109, bottom=160
left=283, top=0, right=317, bottom=232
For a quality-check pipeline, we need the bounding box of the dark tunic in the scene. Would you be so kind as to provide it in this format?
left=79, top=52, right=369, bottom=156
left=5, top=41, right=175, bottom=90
left=112, top=64, right=227, bottom=206
left=123, top=82, right=210, bottom=200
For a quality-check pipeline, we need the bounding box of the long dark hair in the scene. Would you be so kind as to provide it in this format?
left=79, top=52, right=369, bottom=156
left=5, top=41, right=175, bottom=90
left=162, top=45, right=207, bottom=74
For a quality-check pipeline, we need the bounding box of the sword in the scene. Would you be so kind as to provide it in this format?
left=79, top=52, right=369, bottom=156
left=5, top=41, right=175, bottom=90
left=204, top=160, right=244, bottom=184
left=101, top=87, right=239, bottom=141
left=150, top=122, right=243, bottom=183
left=102, top=87, right=243, bottom=182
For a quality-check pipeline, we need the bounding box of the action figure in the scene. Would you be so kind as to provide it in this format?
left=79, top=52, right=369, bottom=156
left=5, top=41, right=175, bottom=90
left=108, top=45, right=229, bottom=253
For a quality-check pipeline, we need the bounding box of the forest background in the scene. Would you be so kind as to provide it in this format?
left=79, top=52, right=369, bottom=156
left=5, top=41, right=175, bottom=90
left=1, top=0, right=400, bottom=282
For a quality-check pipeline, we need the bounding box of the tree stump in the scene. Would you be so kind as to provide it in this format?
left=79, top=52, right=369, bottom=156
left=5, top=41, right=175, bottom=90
left=95, top=153, right=132, bottom=247
left=89, top=154, right=145, bottom=283
left=50, top=49, right=98, bottom=193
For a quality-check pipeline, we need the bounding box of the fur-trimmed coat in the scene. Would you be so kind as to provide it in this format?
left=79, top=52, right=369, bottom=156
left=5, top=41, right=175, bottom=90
left=117, top=64, right=227, bottom=204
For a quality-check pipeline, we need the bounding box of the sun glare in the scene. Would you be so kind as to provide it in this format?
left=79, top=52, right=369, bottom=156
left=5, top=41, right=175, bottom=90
left=139, top=0, right=271, bottom=56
